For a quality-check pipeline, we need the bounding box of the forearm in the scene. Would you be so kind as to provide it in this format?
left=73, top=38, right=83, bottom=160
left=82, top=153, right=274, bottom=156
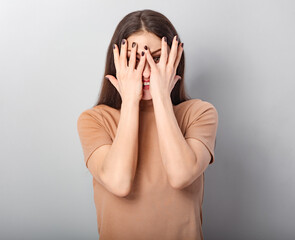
left=153, top=95, right=196, bottom=188
left=101, top=100, right=139, bottom=194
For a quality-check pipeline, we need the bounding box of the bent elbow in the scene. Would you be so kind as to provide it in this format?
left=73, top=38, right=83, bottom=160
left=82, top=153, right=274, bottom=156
left=114, top=186, right=131, bottom=198
left=101, top=174, right=133, bottom=198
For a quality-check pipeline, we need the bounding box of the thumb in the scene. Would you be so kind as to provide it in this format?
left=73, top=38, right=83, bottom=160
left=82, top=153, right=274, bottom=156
left=173, top=75, right=182, bottom=86
left=105, top=75, right=119, bottom=91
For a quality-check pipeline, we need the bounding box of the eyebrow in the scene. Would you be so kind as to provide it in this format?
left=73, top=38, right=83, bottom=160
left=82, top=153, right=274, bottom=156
left=127, top=48, right=161, bottom=55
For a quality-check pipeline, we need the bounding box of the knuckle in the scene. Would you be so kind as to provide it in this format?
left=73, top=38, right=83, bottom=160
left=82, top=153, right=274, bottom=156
left=166, top=63, right=173, bottom=70
left=167, top=65, right=174, bottom=73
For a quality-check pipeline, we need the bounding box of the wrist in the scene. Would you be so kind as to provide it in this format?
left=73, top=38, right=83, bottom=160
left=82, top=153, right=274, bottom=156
left=152, top=92, right=171, bottom=103
left=121, top=98, right=140, bottom=109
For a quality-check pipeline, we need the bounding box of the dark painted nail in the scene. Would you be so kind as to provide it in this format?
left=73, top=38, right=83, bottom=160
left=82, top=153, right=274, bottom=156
left=142, top=51, right=145, bottom=56
left=176, top=35, right=179, bottom=42
left=181, top=42, right=184, bottom=48
left=113, top=44, right=116, bottom=49
left=144, top=45, right=148, bottom=50
left=132, top=42, right=136, bottom=48
left=163, top=36, right=167, bottom=42
left=122, top=39, right=125, bottom=45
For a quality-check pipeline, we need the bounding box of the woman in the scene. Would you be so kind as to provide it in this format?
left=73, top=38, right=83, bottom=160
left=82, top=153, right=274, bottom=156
left=77, top=9, right=218, bottom=240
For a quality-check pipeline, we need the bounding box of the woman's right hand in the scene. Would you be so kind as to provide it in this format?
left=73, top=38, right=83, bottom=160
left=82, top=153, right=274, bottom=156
left=105, top=39, right=147, bottom=103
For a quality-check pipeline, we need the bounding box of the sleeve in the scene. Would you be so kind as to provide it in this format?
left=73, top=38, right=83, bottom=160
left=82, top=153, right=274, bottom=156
left=184, top=101, right=219, bottom=165
left=77, top=109, right=113, bottom=168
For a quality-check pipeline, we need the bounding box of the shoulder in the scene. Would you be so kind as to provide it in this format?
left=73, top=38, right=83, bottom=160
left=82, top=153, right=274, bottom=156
left=79, top=104, right=117, bottom=118
left=77, top=105, right=102, bottom=121
left=77, top=104, right=119, bottom=126
left=174, top=98, right=218, bottom=116
left=77, top=104, right=107, bottom=124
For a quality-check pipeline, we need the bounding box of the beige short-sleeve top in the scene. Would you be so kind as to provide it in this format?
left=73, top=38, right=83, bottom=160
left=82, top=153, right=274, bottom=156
left=77, top=98, right=218, bottom=240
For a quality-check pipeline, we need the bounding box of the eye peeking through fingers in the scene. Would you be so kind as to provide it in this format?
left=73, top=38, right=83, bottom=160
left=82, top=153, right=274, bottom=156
left=127, top=56, right=160, bottom=63
left=153, top=56, right=160, bottom=63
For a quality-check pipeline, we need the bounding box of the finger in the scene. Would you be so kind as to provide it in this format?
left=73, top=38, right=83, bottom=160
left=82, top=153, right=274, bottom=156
left=159, top=36, right=168, bottom=66
left=173, top=75, right=181, bottom=85
left=128, top=42, right=137, bottom=69
left=136, top=51, right=146, bottom=72
left=105, top=75, right=119, bottom=92
left=113, top=44, right=119, bottom=71
left=145, top=47, right=156, bottom=69
left=174, top=42, right=184, bottom=69
left=167, top=35, right=179, bottom=68
left=119, top=39, right=127, bottom=67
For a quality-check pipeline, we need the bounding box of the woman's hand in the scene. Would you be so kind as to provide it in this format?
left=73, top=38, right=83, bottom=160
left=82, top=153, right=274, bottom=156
left=105, top=39, right=147, bottom=103
left=145, top=35, right=183, bottom=99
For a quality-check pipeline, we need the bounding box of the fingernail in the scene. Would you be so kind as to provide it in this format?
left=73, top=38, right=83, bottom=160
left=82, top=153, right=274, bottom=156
left=105, top=76, right=109, bottom=81
left=132, top=42, right=136, bottom=48
left=144, top=45, right=148, bottom=50
left=163, top=36, right=167, bottom=42
left=141, top=51, right=145, bottom=56
left=176, top=35, right=179, bottom=42
left=181, top=42, right=184, bottom=48
left=122, top=39, right=125, bottom=45
left=113, top=44, right=116, bottom=49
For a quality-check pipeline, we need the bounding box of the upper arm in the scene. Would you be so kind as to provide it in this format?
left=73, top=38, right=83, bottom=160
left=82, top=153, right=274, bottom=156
left=77, top=109, right=128, bottom=197
left=184, top=101, right=218, bottom=165
left=186, top=138, right=212, bottom=180
left=88, top=144, right=130, bottom=197
left=87, top=144, right=112, bottom=186
left=77, top=109, right=113, bottom=168
left=179, top=101, right=218, bottom=188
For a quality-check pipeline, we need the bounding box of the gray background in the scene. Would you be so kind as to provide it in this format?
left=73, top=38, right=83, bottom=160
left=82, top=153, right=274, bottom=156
left=1, top=0, right=294, bottom=239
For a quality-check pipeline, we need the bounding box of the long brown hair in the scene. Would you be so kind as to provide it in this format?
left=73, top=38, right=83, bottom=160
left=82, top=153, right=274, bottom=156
left=94, top=9, right=191, bottom=109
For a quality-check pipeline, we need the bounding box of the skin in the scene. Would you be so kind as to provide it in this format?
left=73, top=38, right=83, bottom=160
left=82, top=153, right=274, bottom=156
left=106, top=31, right=181, bottom=102
left=105, top=31, right=212, bottom=191
left=126, top=31, right=175, bottom=100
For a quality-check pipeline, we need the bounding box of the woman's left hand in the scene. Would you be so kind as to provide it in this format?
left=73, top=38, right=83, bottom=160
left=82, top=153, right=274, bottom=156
left=145, top=35, right=183, bottom=99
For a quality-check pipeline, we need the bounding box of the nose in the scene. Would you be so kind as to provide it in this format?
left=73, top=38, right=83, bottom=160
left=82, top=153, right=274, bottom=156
left=142, top=60, right=151, bottom=79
